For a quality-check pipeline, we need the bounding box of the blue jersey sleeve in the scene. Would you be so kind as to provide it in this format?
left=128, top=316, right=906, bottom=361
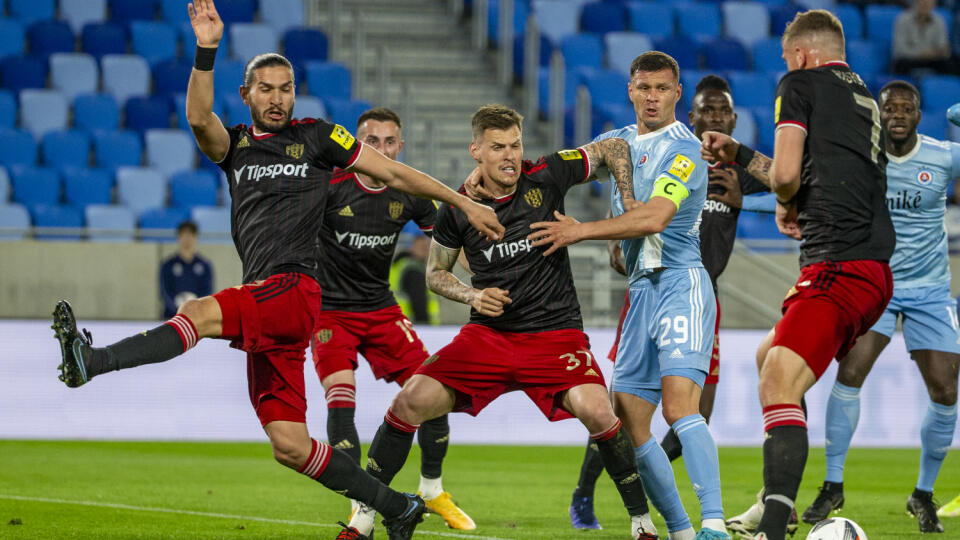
left=742, top=192, right=777, bottom=213
left=653, top=139, right=705, bottom=203
left=950, top=141, right=960, bottom=179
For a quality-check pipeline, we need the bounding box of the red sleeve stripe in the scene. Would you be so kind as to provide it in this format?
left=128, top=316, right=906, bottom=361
left=419, top=225, right=434, bottom=231
left=344, top=141, right=364, bottom=169
left=577, top=146, right=592, bottom=180
left=775, top=121, right=808, bottom=134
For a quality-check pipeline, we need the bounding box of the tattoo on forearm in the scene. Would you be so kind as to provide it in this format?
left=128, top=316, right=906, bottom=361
left=426, top=241, right=476, bottom=305
left=583, top=139, right=635, bottom=200
left=747, top=152, right=774, bottom=187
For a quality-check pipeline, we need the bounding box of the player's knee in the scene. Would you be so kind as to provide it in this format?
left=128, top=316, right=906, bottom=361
left=176, top=296, right=220, bottom=338
left=929, top=380, right=958, bottom=406
left=836, top=361, right=867, bottom=387
left=578, top=401, right=617, bottom=433
left=270, top=436, right=308, bottom=469
left=661, top=402, right=696, bottom=425
left=389, top=389, right=427, bottom=425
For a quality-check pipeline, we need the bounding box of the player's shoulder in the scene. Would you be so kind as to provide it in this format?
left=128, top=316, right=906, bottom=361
left=330, top=168, right=357, bottom=185
left=595, top=124, right=637, bottom=142
left=918, top=134, right=953, bottom=153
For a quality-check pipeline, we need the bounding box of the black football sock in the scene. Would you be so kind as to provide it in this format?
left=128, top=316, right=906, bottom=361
left=757, top=404, right=808, bottom=540
left=418, top=414, right=449, bottom=479
left=365, top=410, right=418, bottom=486
left=299, top=439, right=408, bottom=519
left=573, top=439, right=605, bottom=498
left=660, top=428, right=684, bottom=462
left=593, top=421, right=649, bottom=517
left=91, top=315, right=197, bottom=377
left=327, top=406, right=361, bottom=465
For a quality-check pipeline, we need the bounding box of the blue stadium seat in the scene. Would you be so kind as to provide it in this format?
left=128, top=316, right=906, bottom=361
left=703, top=37, right=748, bottom=71
left=32, top=204, right=84, bottom=240
left=170, top=169, right=218, bottom=208
left=125, top=96, right=173, bottom=131
left=221, top=92, right=250, bottom=126
left=487, top=0, right=530, bottom=44
left=560, top=33, right=603, bottom=70
left=722, top=1, right=770, bottom=47
left=229, top=23, right=278, bottom=62
left=173, top=93, right=225, bottom=130
left=145, top=129, right=196, bottom=177
left=921, top=76, right=960, bottom=115
left=770, top=3, right=804, bottom=35
left=583, top=69, right=629, bottom=112
left=580, top=2, right=626, bottom=35
left=190, top=205, right=231, bottom=243
left=0, top=129, right=38, bottom=167
left=62, top=167, right=113, bottom=206
left=102, top=55, right=151, bottom=105
left=11, top=166, right=60, bottom=208
left=9, top=0, right=55, bottom=25
left=679, top=69, right=708, bottom=109
left=20, top=89, right=69, bottom=138
left=61, top=0, right=107, bottom=34
left=0, top=203, right=30, bottom=240
left=653, top=35, right=700, bottom=71
left=751, top=106, right=775, bottom=155
left=110, top=0, right=158, bottom=24
left=26, top=20, right=75, bottom=61
left=0, top=19, right=26, bottom=59
left=0, top=55, right=48, bottom=92
left=736, top=211, right=782, bottom=241
left=537, top=66, right=581, bottom=115
left=283, top=29, right=328, bottom=70
left=217, top=0, right=257, bottom=23
left=532, top=0, right=581, bottom=45
left=293, top=95, right=327, bottom=121
left=42, top=130, right=91, bottom=170
left=305, top=61, right=352, bottom=101
left=94, top=130, right=142, bottom=170
left=0, top=90, right=15, bottom=128
left=116, top=166, right=166, bottom=215
left=605, top=32, right=653, bottom=77
left=752, top=37, right=784, bottom=73
left=830, top=3, right=863, bottom=40
left=86, top=204, right=136, bottom=241
left=139, top=206, right=187, bottom=240
left=212, top=59, right=245, bottom=95
left=512, top=33, right=553, bottom=81
left=131, top=21, right=179, bottom=66
left=81, top=22, right=127, bottom=61
left=728, top=71, right=775, bottom=109
left=864, top=5, right=901, bottom=47
left=730, top=106, right=756, bottom=147
left=153, top=58, right=194, bottom=97
left=74, top=93, right=120, bottom=134
left=50, top=53, right=99, bottom=102
left=0, top=167, right=8, bottom=202
left=261, top=0, right=305, bottom=34
left=846, top=40, right=887, bottom=78
left=160, top=0, right=190, bottom=23
left=626, top=1, right=673, bottom=38
left=324, top=98, right=373, bottom=131
left=674, top=2, right=720, bottom=39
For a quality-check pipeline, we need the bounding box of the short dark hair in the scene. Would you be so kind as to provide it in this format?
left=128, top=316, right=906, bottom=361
left=243, top=53, right=294, bottom=87
left=694, top=74, right=731, bottom=97
left=471, top=104, right=523, bottom=140
left=879, top=80, right=921, bottom=106
left=357, top=107, right=402, bottom=130
left=629, top=51, right=679, bottom=82
left=177, top=220, right=198, bottom=235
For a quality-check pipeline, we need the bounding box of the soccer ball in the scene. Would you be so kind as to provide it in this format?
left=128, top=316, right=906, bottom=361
left=805, top=517, right=867, bottom=540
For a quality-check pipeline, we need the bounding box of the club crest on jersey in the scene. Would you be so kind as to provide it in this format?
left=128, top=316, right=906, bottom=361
left=331, top=124, right=356, bottom=150
left=917, top=169, right=933, bottom=185
left=558, top=149, right=582, bottom=161
left=523, top=188, right=543, bottom=208
left=389, top=201, right=404, bottom=219
left=639, top=154, right=648, bottom=166
left=285, top=143, right=304, bottom=159
left=237, top=135, right=250, bottom=148
left=316, top=329, right=333, bottom=344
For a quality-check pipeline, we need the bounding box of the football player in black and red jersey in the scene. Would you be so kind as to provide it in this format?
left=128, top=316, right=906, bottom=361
left=50, top=2, right=501, bottom=539
left=310, top=108, right=474, bottom=537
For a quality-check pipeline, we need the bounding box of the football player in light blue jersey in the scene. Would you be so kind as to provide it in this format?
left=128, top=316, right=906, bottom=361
left=529, top=51, right=727, bottom=540
left=799, top=81, right=960, bottom=533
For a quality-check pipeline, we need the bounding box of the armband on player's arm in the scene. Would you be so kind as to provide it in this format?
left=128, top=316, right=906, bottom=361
left=650, top=175, right=689, bottom=210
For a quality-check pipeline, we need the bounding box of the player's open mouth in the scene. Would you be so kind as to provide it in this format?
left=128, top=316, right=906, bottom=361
left=266, top=110, right=285, bottom=121
left=645, top=107, right=658, bottom=116
left=500, top=165, right=517, bottom=176
left=888, top=124, right=907, bottom=134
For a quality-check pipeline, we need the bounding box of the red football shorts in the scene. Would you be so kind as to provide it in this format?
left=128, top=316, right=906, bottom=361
left=415, top=324, right=606, bottom=421
left=310, top=304, right=430, bottom=386
left=771, top=260, right=893, bottom=380
left=214, top=272, right=323, bottom=426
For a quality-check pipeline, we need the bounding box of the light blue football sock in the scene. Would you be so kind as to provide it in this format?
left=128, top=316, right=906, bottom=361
left=634, top=437, right=692, bottom=532
left=825, top=381, right=861, bottom=484
left=917, top=400, right=957, bottom=492
left=673, top=414, right=724, bottom=522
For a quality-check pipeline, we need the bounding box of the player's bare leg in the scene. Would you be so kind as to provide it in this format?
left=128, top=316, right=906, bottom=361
left=53, top=296, right=222, bottom=387
left=565, top=383, right=657, bottom=539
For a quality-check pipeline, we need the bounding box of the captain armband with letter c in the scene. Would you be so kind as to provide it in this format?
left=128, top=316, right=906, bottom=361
left=650, top=175, right=689, bottom=210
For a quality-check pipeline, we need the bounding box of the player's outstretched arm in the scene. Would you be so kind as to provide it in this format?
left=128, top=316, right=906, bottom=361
left=701, top=131, right=774, bottom=189
left=581, top=137, right=634, bottom=201
left=769, top=126, right=805, bottom=202
left=426, top=240, right=509, bottom=316
left=185, top=0, right=229, bottom=162
left=351, top=148, right=504, bottom=242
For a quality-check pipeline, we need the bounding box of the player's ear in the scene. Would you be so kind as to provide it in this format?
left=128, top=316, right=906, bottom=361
left=398, top=139, right=405, bottom=153
left=469, top=140, right=480, bottom=162
left=239, top=85, right=250, bottom=105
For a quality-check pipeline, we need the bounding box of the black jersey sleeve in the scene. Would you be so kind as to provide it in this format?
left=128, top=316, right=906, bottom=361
left=411, top=197, right=439, bottom=236
left=314, top=121, right=364, bottom=169
left=540, top=148, right=591, bottom=193
left=431, top=203, right=462, bottom=251
left=215, top=124, right=246, bottom=172
left=739, top=169, right=769, bottom=196
left=775, top=72, right=812, bottom=132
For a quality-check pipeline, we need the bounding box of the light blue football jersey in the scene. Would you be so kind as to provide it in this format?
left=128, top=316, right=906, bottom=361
left=594, top=121, right=708, bottom=283
left=885, top=135, right=960, bottom=289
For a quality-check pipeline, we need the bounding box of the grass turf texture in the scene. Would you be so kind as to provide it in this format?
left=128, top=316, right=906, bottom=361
left=0, top=441, right=955, bottom=539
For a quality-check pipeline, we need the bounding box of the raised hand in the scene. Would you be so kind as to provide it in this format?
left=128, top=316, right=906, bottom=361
left=700, top=131, right=739, bottom=164
left=188, top=0, right=224, bottom=48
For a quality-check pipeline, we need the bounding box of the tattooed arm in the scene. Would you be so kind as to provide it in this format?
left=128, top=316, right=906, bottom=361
left=581, top=137, right=635, bottom=201
left=426, top=239, right=510, bottom=316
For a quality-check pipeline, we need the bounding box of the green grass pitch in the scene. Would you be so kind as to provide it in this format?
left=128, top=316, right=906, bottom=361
left=0, top=440, right=955, bottom=539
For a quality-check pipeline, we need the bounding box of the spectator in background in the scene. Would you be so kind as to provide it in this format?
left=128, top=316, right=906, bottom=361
left=390, top=233, right=439, bottom=325
left=160, top=221, right=213, bottom=319
left=893, top=0, right=953, bottom=75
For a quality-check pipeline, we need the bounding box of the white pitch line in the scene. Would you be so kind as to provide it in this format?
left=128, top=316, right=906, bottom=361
left=0, top=494, right=511, bottom=540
